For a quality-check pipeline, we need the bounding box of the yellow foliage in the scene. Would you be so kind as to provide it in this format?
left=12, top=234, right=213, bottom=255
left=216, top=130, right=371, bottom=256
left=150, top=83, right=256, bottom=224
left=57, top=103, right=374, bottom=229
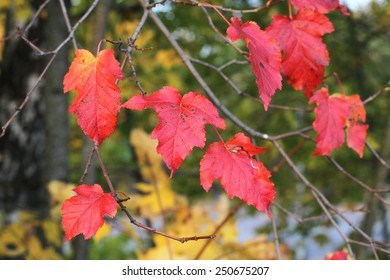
left=130, top=129, right=180, bottom=218
left=137, top=196, right=240, bottom=260
left=43, top=220, right=63, bottom=248
left=114, top=20, right=154, bottom=47
left=0, top=210, right=63, bottom=259
left=0, top=223, right=26, bottom=258
left=156, top=49, right=181, bottom=70
left=127, top=128, right=290, bottom=260
left=48, top=180, right=75, bottom=219
left=26, top=236, right=61, bottom=260
left=94, top=222, right=112, bottom=242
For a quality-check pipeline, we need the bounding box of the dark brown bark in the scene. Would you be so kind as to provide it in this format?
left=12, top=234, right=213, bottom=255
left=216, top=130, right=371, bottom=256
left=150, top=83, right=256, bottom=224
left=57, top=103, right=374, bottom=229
left=0, top=4, right=46, bottom=213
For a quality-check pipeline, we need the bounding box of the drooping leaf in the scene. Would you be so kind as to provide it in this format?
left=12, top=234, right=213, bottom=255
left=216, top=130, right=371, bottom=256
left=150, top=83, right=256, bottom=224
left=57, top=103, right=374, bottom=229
left=200, top=133, right=275, bottom=216
left=266, top=9, right=334, bottom=98
left=343, top=95, right=369, bottom=157
left=324, top=250, right=348, bottom=260
left=61, top=184, right=118, bottom=241
left=122, top=86, right=226, bottom=177
left=227, top=17, right=282, bottom=110
left=63, top=49, right=124, bottom=144
left=290, top=0, right=349, bottom=15
left=309, top=88, right=368, bottom=157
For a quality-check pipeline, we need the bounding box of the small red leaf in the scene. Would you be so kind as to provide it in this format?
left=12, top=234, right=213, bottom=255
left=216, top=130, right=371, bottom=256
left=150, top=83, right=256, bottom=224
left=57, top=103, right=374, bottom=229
left=122, top=86, right=226, bottom=177
left=61, top=184, right=117, bottom=241
left=200, top=133, right=275, bottom=216
left=63, top=49, right=124, bottom=144
left=344, top=95, right=368, bottom=157
left=290, top=0, right=349, bottom=15
left=227, top=17, right=282, bottom=110
left=309, top=88, right=368, bottom=157
left=324, top=250, right=348, bottom=260
left=266, top=9, right=334, bottom=98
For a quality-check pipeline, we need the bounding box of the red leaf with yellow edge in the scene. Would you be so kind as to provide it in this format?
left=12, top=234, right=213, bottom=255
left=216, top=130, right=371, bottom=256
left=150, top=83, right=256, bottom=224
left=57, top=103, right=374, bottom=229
left=61, top=184, right=117, bottom=241
left=227, top=17, right=282, bottom=110
left=325, top=250, right=348, bottom=260
left=63, top=49, right=124, bottom=144
left=290, top=0, right=349, bottom=15
left=122, top=86, right=226, bottom=177
left=266, top=9, right=334, bottom=98
left=200, top=133, right=275, bottom=217
left=344, top=95, right=368, bottom=157
left=309, top=88, right=368, bottom=157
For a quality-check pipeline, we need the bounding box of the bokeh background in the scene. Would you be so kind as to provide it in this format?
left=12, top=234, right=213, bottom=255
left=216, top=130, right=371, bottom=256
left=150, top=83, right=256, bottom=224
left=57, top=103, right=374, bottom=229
left=0, top=0, right=389, bottom=259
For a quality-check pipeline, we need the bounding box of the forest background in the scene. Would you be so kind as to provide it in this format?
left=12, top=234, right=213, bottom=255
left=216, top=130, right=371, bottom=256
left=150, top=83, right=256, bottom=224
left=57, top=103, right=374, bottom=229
left=0, top=0, right=389, bottom=260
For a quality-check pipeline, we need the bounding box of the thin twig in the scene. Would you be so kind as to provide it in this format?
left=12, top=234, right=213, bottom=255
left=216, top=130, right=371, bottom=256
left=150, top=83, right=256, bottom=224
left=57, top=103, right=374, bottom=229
left=94, top=141, right=215, bottom=243
left=147, top=9, right=271, bottom=140
left=271, top=207, right=282, bottom=259
left=194, top=201, right=245, bottom=260
left=80, top=144, right=95, bottom=183
left=147, top=0, right=169, bottom=9
left=327, top=156, right=390, bottom=206
left=363, top=81, right=390, bottom=104
left=122, top=6, right=151, bottom=95
left=59, top=0, right=78, bottom=50
left=173, top=0, right=283, bottom=13
left=366, top=141, right=390, bottom=172
left=23, top=0, right=52, bottom=36
left=1, top=0, right=100, bottom=138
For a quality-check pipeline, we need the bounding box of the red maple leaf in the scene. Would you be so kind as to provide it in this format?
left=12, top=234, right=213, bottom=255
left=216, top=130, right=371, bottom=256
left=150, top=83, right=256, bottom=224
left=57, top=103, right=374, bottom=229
left=227, top=17, right=282, bottom=110
left=324, top=250, right=348, bottom=260
left=200, top=133, right=275, bottom=216
left=309, top=88, right=368, bottom=157
left=61, top=184, right=118, bottom=241
left=290, top=0, right=349, bottom=15
left=63, top=49, right=124, bottom=144
left=122, top=86, right=226, bottom=177
left=266, top=9, right=334, bottom=98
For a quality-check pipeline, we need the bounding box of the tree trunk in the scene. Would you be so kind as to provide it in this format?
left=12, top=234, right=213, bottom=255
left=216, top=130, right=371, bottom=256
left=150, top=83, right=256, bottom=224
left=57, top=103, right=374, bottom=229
left=0, top=4, right=46, bottom=213
left=43, top=0, right=70, bottom=185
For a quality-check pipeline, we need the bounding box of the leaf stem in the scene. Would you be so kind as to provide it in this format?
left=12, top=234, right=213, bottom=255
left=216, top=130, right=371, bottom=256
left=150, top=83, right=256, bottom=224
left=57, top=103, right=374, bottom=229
left=199, top=2, right=231, bottom=26
left=97, top=39, right=105, bottom=55
left=288, top=0, right=293, bottom=19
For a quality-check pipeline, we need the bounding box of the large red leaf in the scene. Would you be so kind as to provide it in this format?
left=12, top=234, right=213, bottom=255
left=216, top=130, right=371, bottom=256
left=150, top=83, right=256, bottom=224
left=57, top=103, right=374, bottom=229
left=61, top=184, right=117, bottom=241
left=227, top=17, right=282, bottom=110
left=266, top=9, right=334, bottom=98
left=290, top=0, right=349, bottom=15
left=122, top=86, right=226, bottom=177
left=200, top=133, right=275, bottom=217
left=309, top=88, right=368, bottom=157
left=63, top=49, right=124, bottom=144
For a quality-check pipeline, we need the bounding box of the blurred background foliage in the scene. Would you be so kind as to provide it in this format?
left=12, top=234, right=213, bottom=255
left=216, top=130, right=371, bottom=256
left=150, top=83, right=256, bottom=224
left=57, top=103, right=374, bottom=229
left=0, top=0, right=389, bottom=259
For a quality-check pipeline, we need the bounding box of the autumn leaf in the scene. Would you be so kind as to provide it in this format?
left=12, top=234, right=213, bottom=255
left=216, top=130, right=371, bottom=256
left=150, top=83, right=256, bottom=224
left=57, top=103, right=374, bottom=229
left=63, top=49, right=124, bottom=144
left=309, top=88, right=368, bottom=157
left=324, top=250, right=349, bottom=260
left=266, top=9, right=334, bottom=98
left=61, top=184, right=118, bottom=241
left=227, top=17, right=282, bottom=110
left=290, top=0, right=349, bottom=15
left=344, top=95, right=369, bottom=156
left=200, top=133, right=275, bottom=216
left=122, top=86, right=226, bottom=177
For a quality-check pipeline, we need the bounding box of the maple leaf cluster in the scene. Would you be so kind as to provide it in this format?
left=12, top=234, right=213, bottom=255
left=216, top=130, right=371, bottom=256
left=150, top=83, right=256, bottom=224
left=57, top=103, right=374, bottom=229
left=61, top=0, right=368, bottom=241
left=226, top=0, right=367, bottom=156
